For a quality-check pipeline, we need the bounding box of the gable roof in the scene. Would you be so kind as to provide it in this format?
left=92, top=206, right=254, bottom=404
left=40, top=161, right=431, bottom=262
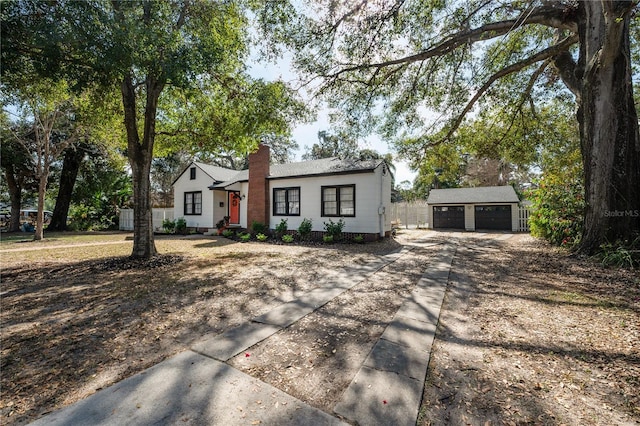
left=211, top=157, right=385, bottom=188
left=427, top=186, right=519, bottom=204
left=172, top=161, right=239, bottom=186
left=196, top=162, right=239, bottom=183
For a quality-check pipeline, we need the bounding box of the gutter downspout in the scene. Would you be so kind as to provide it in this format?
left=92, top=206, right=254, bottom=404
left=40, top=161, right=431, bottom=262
left=379, top=163, right=385, bottom=238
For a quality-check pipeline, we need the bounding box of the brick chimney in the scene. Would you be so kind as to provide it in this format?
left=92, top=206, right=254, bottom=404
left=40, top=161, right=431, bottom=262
left=247, top=144, right=270, bottom=228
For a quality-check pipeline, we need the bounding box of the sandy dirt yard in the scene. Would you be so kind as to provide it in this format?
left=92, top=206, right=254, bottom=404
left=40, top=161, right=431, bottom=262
left=1, top=230, right=638, bottom=425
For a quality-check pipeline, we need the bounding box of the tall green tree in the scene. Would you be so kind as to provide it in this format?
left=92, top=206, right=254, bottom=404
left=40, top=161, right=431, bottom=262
left=302, top=130, right=360, bottom=160
left=3, top=0, right=305, bottom=257
left=0, top=114, right=37, bottom=232
left=262, top=0, right=639, bottom=254
left=2, top=79, right=87, bottom=240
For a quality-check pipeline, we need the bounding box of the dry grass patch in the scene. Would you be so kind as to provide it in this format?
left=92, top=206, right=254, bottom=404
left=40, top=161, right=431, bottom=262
left=0, top=234, right=400, bottom=424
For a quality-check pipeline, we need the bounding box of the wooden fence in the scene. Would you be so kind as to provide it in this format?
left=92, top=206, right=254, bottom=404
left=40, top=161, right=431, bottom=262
left=119, top=208, right=174, bottom=231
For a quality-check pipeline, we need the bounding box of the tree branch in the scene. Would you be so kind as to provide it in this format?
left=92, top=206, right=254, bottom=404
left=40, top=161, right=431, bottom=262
left=328, top=4, right=576, bottom=78
left=439, top=34, right=578, bottom=145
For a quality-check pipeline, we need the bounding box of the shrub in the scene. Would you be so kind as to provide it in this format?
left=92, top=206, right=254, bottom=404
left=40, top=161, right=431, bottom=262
left=222, top=229, right=235, bottom=238
left=175, top=218, right=187, bottom=234
left=68, top=203, right=117, bottom=231
left=322, top=235, right=334, bottom=243
left=275, top=218, right=288, bottom=237
left=68, top=204, right=96, bottom=231
left=282, top=234, right=294, bottom=243
left=256, top=233, right=268, bottom=242
left=599, top=237, right=639, bottom=269
left=239, top=232, right=251, bottom=242
left=251, top=221, right=267, bottom=235
left=298, top=218, right=313, bottom=240
left=162, top=218, right=176, bottom=233
left=354, top=234, right=364, bottom=243
left=323, top=218, right=345, bottom=240
left=528, top=173, right=584, bottom=248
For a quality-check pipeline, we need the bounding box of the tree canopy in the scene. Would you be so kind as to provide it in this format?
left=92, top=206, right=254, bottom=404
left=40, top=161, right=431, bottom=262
left=259, top=0, right=639, bottom=253
left=2, top=0, right=307, bottom=257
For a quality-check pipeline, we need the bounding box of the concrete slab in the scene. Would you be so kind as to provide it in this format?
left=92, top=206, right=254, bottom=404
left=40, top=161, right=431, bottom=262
left=29, top=351, right=344, bottom=426
left=192, top=322, right=281, bottom=361
left=334, top=366, right=423, bottom=426
left=254, top=248, right=409, bottom=328
left=395, top=297, right=441, bottom=323
left=363, top=338, right=430, bottom=380
left=380, top=316, right=437, bottom=351
left=253, top=295, right=329, bottom=328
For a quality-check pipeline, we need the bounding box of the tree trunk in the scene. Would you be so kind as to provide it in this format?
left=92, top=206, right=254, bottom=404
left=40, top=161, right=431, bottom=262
left=122, top=73, right=164, bottom=258
left=48, top=145, right=84, bottom=231
left=5, top=165, right=23, bottom=232
left=576, top=2, right=640, bottom=254
left=34, top=169, right=48, bottom=241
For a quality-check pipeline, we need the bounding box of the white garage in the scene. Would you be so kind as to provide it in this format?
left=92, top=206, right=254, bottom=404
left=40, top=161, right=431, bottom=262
left=426, top=186, right=520, bottom=232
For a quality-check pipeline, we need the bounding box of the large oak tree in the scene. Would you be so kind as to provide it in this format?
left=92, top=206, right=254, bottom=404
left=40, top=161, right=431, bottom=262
left=265, top=0, right=639, bottom=253
left=3, top=0, right=305, bottom=257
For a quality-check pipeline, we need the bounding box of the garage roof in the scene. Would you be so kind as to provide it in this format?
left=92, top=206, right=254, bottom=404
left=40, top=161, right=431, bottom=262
left=427, top=186, right=519, bottom=204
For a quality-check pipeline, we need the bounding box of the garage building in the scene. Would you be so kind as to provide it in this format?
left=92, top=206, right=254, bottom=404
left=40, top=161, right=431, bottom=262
left=426, top=186, right=520, bottom=231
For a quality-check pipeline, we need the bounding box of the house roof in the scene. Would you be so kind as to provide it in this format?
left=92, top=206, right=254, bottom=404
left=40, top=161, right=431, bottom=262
left=195, top=162, right=239, bottom=183
left=210, top=157, right=385, bottom=189
left=427, top=186, right=519, bottom=204
left=172, top=161, right=240, bottom=186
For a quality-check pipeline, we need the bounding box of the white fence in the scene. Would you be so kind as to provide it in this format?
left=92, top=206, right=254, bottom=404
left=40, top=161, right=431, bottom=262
left=390, top=201, right=430, bottom=228
left=391, top=201, right=532, bottom=232
left=518, top=206, right=531, bottom=232
left=119, top=208, right=174, bottom=231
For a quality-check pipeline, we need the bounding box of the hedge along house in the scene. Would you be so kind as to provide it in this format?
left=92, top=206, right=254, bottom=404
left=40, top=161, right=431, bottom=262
left=426, top=186, right=520, bottom=231
left=173, top=144, right=393, bottom=238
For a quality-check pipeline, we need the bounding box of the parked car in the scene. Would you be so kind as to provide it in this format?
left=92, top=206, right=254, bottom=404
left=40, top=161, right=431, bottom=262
left=0, top=211, right=10, bottom=229
left=0, top=209, right=52, bottom=231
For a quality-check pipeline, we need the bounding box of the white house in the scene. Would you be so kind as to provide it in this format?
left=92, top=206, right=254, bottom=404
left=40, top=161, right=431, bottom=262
left=172, top=144, right=393, bottom=239
left=426, top=186, right=520, bottom=231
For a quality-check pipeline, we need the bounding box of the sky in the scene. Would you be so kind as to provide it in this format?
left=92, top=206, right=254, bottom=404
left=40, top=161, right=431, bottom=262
left=248, top=55, right=418, bottom=185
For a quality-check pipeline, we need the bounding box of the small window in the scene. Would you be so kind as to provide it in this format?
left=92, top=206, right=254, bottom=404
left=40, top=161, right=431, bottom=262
left=190, top=167, right=196, bottom=180
left=184, top=191, right=202, bottom=215
left=273, top=187, right=300, bottom=216
left=321, top=185, right=355, bottom=217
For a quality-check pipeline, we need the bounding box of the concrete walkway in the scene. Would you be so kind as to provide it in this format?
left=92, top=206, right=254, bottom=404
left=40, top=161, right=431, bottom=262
left=28, top=240, right=456, bottom=426
left=334, top=244, right=455, bottom=425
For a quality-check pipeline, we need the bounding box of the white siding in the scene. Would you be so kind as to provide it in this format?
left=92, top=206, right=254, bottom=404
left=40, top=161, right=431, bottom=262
left=211, top=191, right=228, bottom=227
left=464, top=205, right=475, bottom=231
left=511, top=203, right=520, bottom=232
left=239, top=181, right=249, bottom=229
left=265, top=164, right=392, bottom=235
left=173, top=165, right=216, bottom=229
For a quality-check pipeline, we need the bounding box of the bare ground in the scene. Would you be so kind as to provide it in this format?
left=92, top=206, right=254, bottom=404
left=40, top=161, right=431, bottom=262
left=419, top=234, right=640, bottom=426
left=1, top=231, right=638, bottom=425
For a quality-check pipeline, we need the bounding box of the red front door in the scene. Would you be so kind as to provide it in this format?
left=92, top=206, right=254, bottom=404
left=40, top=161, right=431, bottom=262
left=228, top=192, right=240, bottom=224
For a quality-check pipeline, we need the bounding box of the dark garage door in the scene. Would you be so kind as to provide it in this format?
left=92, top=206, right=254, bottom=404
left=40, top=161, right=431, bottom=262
left=433, top=206, right=465, bottom=229
left=474, top=205, right=512, bottom=230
